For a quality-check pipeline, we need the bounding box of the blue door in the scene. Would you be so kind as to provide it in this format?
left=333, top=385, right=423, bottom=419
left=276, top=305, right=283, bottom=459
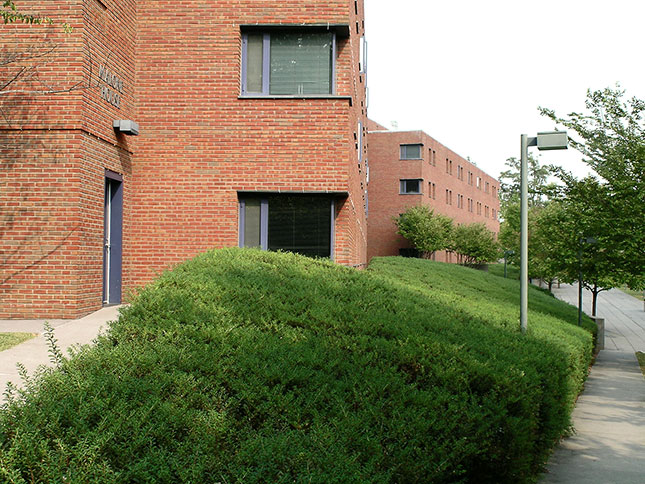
left=103, top=172, right=123, bottom=305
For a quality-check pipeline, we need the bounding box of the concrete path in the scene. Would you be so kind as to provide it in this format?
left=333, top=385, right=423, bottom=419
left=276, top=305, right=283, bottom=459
left=0, top=305, right=122, bottom=396
left=540, top=284, right=645, bottom=483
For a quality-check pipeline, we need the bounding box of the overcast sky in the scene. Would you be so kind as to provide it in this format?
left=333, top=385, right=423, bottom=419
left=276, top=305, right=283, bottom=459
left=365, top=0, right=645, bottom=180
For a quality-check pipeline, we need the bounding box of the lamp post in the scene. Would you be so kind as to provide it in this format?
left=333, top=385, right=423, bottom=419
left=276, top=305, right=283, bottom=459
left=578, top=236, right=598, bottom=326
left=520, top=131, right=568, bottom=333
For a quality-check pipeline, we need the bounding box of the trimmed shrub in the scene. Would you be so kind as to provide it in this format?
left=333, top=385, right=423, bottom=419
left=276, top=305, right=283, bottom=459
left=0, top=249, right=594, bottom=483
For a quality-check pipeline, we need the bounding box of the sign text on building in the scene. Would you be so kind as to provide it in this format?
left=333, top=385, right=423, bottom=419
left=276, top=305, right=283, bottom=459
left=98, top=65, right=124, bottom=109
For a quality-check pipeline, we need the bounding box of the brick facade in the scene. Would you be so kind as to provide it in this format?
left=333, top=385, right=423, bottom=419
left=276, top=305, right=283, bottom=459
left=366, top=128, right=500, bottom=263
left=1, top=0, right=367, bottom=318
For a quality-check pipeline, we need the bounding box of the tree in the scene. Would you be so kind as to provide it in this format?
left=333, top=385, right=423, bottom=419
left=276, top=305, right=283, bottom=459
left=531, top=180, right=624, bottom=315
left=498, top=153, right=555, bottom=209
left=540, top=87, right=645, bottom=292
left=2, top=0, right=51, bottom=25
left=498, top=155, right=556, bottom=269
left=452, top=223, right=499, bottom=266
left=395, top=206, right=453, bottom=257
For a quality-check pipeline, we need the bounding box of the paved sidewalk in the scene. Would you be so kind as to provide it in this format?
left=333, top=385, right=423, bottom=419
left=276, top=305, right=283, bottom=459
left=0, top=305, right=122, bottom=396
left=540, top=284, right=645, bottom=483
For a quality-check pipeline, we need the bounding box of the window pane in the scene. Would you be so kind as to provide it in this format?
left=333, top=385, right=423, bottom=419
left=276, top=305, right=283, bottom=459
left=270, top=33, right=333, bottom=95
left=401, top=180, right=420, bottom=194
left=401, top=144, right=421, bottom=159
left=268, top=195, right=331, bottom=258
left=243, top=198, right=261, bottom=248
left=246, top=35, right=264, bottom=93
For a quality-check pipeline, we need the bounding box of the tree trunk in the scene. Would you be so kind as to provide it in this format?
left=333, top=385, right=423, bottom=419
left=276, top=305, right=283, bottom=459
left=548, top=280, right=553, bottom=292
left=592, top=285, right=599, bottom=316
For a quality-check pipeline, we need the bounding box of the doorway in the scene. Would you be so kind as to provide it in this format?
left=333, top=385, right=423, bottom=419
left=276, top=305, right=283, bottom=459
left=103, top=171, right=123, bottom=305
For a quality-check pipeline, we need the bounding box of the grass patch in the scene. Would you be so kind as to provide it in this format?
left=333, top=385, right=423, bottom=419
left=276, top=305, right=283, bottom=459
left=636, top=352, right=645, bottom=377
left=489, top=262, right=520, bottom=280
left=0, top=249, right=594, bottom=484
left=0, top=332, right=35, bottom=351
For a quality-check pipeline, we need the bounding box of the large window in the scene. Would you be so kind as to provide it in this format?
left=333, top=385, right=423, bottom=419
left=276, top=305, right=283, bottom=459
left=242, top=32, right=335, bottom=95
left=400, top=179, right=422, bottom=194
left=400, top=144, right=422, bottom=160
left=239, top=195, right=334, bottom=258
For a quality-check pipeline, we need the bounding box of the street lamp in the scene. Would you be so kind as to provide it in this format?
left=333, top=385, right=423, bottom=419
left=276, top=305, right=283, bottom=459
left=504, top=250, right=515, bottom=278
left=520, top=131, right=568, bottom=333
left=578, top=236, right=598, bottom=326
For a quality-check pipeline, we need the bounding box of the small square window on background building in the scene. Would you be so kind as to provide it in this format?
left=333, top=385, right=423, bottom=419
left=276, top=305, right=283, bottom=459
left=400, top=144, right=422, bottom=160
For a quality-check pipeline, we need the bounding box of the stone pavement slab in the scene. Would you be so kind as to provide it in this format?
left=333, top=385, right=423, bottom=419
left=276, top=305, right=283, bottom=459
left=540, top=284, right=645, bottom=483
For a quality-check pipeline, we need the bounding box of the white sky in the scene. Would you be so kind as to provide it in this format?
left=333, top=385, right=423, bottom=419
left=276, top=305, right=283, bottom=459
left=365, top=0, right=645, bottom=180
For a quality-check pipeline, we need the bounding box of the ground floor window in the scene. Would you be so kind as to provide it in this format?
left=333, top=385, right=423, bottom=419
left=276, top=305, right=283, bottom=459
left=239, top=194, right=335, bottom=259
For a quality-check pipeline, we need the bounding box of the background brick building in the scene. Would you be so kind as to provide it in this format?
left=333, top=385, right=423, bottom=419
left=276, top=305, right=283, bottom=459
left=1, top=0, right=368, bottom=319
left=366, top=125, right=500, bottom=262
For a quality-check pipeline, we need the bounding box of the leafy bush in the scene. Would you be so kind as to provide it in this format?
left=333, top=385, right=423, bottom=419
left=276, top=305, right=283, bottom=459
left=394, top=205, right=453, bottom=256
left=0, top=249, right=594, bottom=483
left=451, top=223, right=500, bottom=265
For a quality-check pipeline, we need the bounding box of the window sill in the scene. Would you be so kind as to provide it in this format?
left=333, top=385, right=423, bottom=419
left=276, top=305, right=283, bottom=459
left=239, top=95, right=352, bottom=101
left=399, top=193, right=423, bottom=195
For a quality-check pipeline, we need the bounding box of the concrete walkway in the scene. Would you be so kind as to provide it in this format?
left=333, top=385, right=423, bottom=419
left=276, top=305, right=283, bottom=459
left=0, top=305, right=122, bottom=396
left=540, top=284, right=645, bottom=483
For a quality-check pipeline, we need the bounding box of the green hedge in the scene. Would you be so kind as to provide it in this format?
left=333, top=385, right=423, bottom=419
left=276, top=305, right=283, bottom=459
left=0, top=250, right=594, bottom=483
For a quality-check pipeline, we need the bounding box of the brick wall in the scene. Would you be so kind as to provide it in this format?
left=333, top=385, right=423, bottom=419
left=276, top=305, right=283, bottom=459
left=1, top=0, right=136, bottom=318
left=129, top=0, right=368, bottom=286
left=366, top=129, right=500, bottom=263
left=1, top=0, right=367, bottom=318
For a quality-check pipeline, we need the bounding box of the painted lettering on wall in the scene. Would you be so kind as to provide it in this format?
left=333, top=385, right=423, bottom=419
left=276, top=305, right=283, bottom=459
left=98, top=65, right=124, bottom=109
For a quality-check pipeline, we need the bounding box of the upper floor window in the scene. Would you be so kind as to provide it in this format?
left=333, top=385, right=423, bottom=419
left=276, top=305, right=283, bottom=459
left=400, top=179, right=422, bottom=194
left=242, top=32, right=335, bottom=95
left=357, top=121, right=363, bottom=162
left=400, top=144, right=422, bottom=160
left=359, top=36, right=367, bottom=73
left=430, top=182, right=436, bottom=199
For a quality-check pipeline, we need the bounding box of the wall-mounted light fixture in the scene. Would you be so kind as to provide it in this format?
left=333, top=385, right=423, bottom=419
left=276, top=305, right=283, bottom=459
left=113, top=120, right=139, bottom=136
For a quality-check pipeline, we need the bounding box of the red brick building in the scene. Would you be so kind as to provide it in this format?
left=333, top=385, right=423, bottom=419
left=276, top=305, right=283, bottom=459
left=366, top=124, right=500, bottom=262
left=1, top=0, right=368, bottom=319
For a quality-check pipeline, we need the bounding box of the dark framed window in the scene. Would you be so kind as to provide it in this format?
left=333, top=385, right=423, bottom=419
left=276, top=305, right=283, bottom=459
left=400, top=144, right=422, bottom=160
left=239, top=194, right=335, bottom=259
left=357, top=121, right=363, bottom=162
left=359, top=36, right=367, bottom=73
left=400, top=179, right=422, bottom=194
left=241, top=32, right=336, bottom=95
